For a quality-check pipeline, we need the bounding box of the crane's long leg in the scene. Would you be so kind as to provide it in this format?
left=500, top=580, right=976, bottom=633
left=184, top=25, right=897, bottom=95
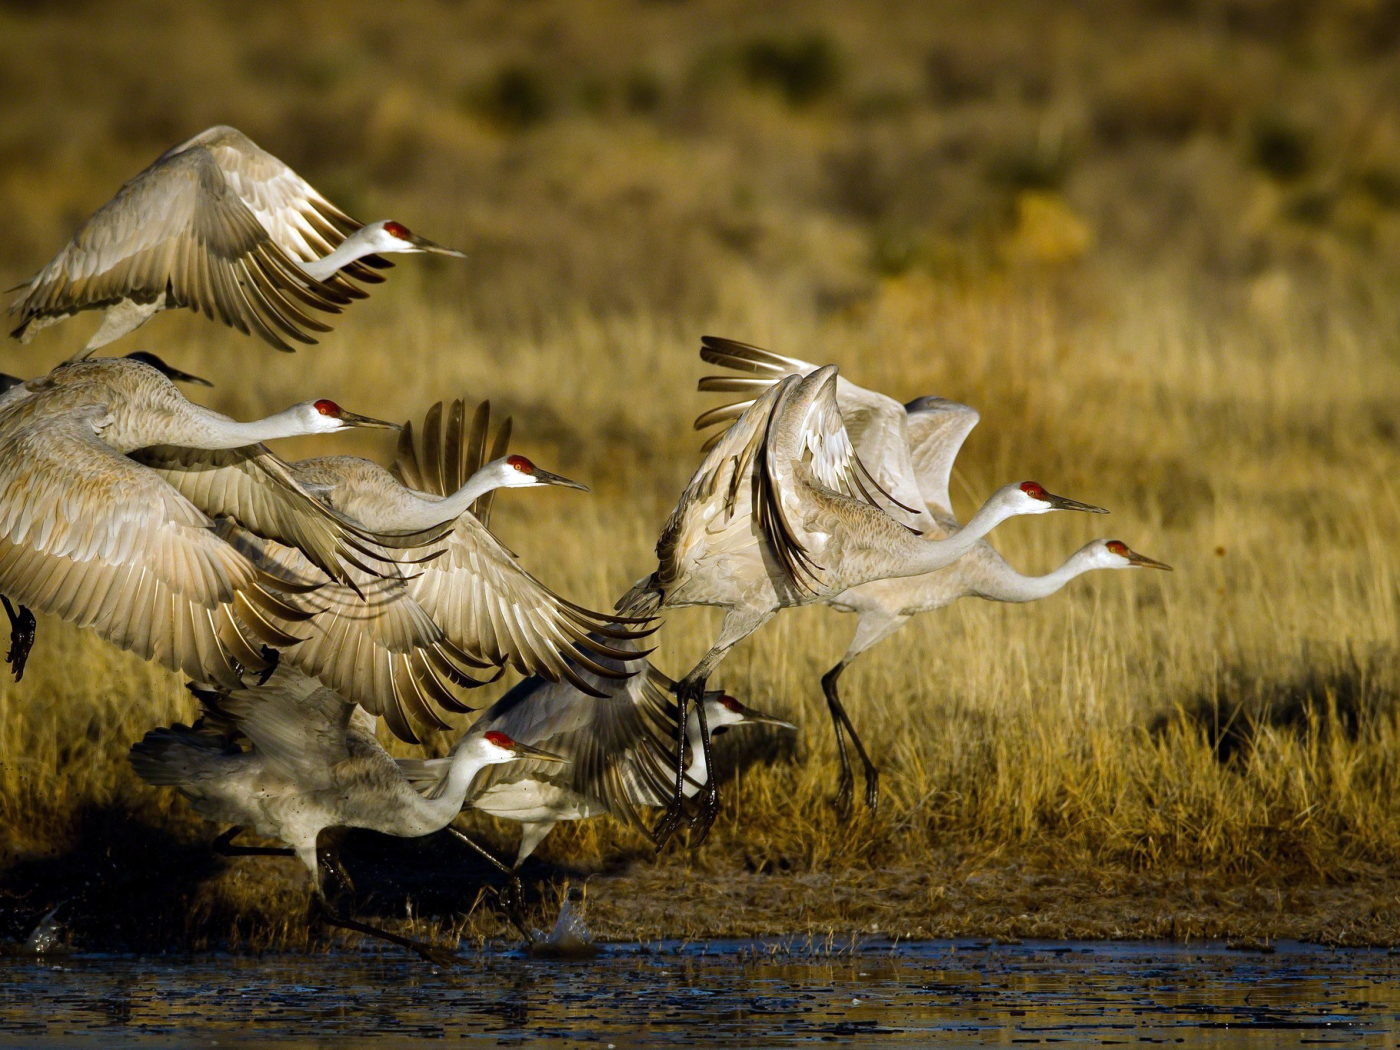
left=823, top=666, right=879, bottom=813
left=444, top=826, right=535, bottom=944
left=212, top=826, right=295, bottom=858
left=653, top=608, right=772, bottom=850
left=311, top=895, right=457, bottom=968
left=821, top=662, right=859, bottom=819
left=3, top=596, right=36, bottom=682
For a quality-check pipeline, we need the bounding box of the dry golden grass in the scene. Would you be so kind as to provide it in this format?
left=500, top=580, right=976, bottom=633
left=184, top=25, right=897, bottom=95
left=1, top=0, right=1398, bottom=947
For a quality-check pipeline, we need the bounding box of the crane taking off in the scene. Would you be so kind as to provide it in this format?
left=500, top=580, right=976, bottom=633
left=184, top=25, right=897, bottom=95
left=8, top=125, right=463, bottom=355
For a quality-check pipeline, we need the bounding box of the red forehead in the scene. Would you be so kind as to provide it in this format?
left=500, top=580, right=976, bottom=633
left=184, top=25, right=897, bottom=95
left=384, top=221, right=410, bottom=238
left=313, top=399, right=340, bottom=416
left=1106, top=540, right=1127, bottom=554
left=506, top=455, right=532, bottom=471
left=484, top=730, right=513, bottom=748
left=1020, top=481, right=1044, bottom=498
left=720, top=695, right=742, bottom=712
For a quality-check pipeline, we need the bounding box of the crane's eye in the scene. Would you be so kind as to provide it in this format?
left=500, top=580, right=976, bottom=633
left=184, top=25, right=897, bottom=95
left=313, top=399, right=341, bottom=417
left=1019, top=481, right=1045, bottom=500
left=383, top=221, right=411, bottom=239
left=484, top=730, right=514, bottom=749
left=1106, top=541, right=1127, bottom=556
left=506, top=455, right=533, bottom=473
left=720, top=695, right=742, bottom=713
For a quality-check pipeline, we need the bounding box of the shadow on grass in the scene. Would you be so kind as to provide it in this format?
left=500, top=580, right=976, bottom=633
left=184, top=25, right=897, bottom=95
left=1154, top=647, right=1399, bottom=764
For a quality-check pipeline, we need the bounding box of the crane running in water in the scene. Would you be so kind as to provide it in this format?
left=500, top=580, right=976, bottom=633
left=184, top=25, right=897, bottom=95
left=8, top=125, right=463, bottom=355
left=619, top=346, right=1107, bottom=845
left=694, top=337, right=1170, bottom=815
left=129, top=667, right=565, bottom=966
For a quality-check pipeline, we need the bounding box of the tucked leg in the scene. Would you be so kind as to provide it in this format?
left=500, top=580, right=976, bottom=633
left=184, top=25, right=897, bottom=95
left=3, top=596, right=36, bottom=683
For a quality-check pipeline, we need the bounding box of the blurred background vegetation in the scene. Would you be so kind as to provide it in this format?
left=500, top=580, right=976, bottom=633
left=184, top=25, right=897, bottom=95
left=1, top=0, right=1399, bottom=947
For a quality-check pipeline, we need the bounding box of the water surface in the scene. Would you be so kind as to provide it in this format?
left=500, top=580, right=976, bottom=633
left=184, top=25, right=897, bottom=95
left=1, top=939, right=1396, bottom=1047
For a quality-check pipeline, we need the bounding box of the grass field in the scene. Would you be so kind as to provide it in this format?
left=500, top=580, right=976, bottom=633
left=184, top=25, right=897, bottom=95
left=1, top=0, right=1398, bottom=950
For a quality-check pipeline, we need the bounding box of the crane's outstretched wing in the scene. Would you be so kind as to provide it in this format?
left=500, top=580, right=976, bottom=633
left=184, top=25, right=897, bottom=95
left=189, top=667, right=373, bottom=785
left=402, top=645, right=682, bottom=835
left=760, top=367, right=917, bottom=591
left=696, top=336, right=926, bottom=520
left=8, top=145, right=354, bottom=351
left=902, top=396, right=979, bottom=519
left=392, top=399, right=512, bottom=529
left=0, top=406, right=310, bottom=686
left=189, top=126, right=391, bottom=295
left=133, top=443, right=447, bottom=588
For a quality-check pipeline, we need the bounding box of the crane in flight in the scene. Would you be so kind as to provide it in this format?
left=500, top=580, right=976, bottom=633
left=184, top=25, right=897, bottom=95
left=619, top=346, right=1106, bottom=845
left=8, top=125, right=463, bottom=356
left=196, top=397, right=653, bottom=742
left=130, top=667, right=565, bottom=966
left=695, top=337, right=1170, bottom=815
left=0, top=355, right=434, bottom=685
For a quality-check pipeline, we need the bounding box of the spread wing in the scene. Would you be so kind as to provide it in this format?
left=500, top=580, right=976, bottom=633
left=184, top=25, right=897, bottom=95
left=218, top=524, right=487, bottom=745
left=8, top=143, right=354, bottom=351
left=193, top=667, right=366, bottom=784
left=192, top=125, right=390, bottom=295
left=0, top=405, right=309, bottom=686
left=696, top=336, right=926, bottom=520
left=132, top=443, right=444, bottom=588
left=903, top=396, right=979, bottom=518
left=392, top=398, right=512, bottom=528
left=407, top=645, right=681, bottom=836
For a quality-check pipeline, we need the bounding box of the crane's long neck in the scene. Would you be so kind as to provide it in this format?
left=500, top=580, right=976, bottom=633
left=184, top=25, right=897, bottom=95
left=418, top=746, right=496, bottom=823
left=299, top=228, right=383, bottom=282
left=133, top=402, right=317, bottom=451
left=388, top=466, right=508, bottom=532
left=973, top=545, right=1101, bottom=603
left=895, top=497, right=1019, bottom=578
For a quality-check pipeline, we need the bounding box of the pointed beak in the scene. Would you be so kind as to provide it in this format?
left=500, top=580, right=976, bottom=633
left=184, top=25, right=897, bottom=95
left=1042, top=490, right=1109, bottom=514
left=337, top=409, right=402, bottom=431
left=749, top=712, right=798, bottom=730
left=1125, top=548, right=1173, bottom=571
left=408, top=233, right=466, bottom=258
left=510, top=741, right=568, bottom=765
left=531, top=467, right=589, bottom=492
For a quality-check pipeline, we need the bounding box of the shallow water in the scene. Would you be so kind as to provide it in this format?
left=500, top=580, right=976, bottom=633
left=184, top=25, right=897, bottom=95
left=1, top=939, right=1397, bottom=1047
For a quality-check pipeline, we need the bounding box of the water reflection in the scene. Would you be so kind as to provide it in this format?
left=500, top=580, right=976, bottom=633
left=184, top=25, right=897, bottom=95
left=1, top=940, right=1396, bottom=1047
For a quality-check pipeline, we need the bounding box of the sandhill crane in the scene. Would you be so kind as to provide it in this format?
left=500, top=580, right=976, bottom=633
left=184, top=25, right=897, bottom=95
left=399, top=638, right=793, bottom=875
left=129, top=667, right=564, bottom=966
left=201, top=399, right=652, bottom=743
left=618, top=349, right=1106, bottom=844
left=0, top=356, right=428, bottom=683
left=8, top=125, right=463, bottom=355
left=696, top=338, right=1170, bottom=815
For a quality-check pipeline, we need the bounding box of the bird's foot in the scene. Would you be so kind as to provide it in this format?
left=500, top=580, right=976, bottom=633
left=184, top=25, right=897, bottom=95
left=651, top=794, right=688, bottom=852
left=833, top=770, right=856, bottom=822
left=688, top=780, right=721, bottom=847
left=2, top=598, right=36, bottom=683
left=413, top=942, right=459, bottom=969
left=497, top=879, right=536, bottom=945
left=862, top=768, right=880, bottom=813
left=256, top=645, right=280, bottom=686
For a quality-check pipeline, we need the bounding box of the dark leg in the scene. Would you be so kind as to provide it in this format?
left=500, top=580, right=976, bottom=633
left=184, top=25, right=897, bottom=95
left=212, top=826, right=295, bottom=858
left=444, top=827, right=535, bottom=944
left=652, top=676, right=700, bottom=850
left=256, top=645, right=280, bottom=686
left=821, top=664, right=879, bottom=814
left=317, top=843, right=356, bottom=908
left=3, top=596, right=36, bottom=683
left=821, top=664, right=856, bottom=819
left=310, top=894, right=457, bottom=968
left=688, top=690, right=720, bottom=846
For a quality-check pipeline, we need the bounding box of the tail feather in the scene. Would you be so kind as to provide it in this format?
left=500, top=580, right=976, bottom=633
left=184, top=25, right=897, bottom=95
left=615, top=574, right=663, bottom=617
left=128, top=725, right=237, bottom=787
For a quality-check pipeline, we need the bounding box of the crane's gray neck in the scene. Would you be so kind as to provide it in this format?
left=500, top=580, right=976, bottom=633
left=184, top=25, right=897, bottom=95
left=900, top=497, right=1019, bottom=576
left=390, top=465, right=507, bottom=531
left=424, top=745, right=494, bottom=815
left=171, top=403, right=316, bottom=449
left=300, top=228, right=382, bottom=282
left=977, top=545, right=1100, bottom=603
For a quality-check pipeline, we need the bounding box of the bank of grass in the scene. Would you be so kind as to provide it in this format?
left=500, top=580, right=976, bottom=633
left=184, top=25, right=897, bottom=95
left=1, top=0, right=1399, bottom=949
